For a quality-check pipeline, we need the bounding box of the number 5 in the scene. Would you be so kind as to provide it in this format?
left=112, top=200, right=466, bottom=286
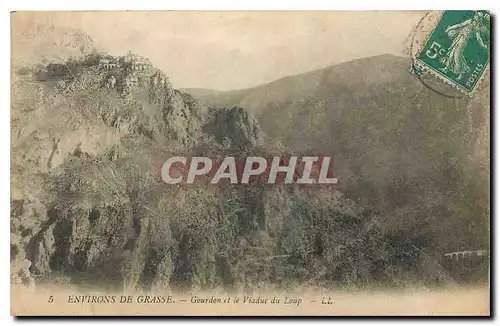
left=426, top=41, right=442, bottom=59
left=48, top=296, right=54, bottom=303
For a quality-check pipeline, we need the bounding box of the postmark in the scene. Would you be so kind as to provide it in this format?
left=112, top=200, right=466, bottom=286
left=411, top=11, right=490, bottom=95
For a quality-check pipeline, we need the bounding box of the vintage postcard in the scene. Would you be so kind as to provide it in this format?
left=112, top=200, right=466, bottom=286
left=10, top=11, right=490, bottom=316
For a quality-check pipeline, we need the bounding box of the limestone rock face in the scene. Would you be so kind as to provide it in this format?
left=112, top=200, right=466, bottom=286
left=11, top=231, right=35, bottom=287
left=206, top=106, right=264, bottom=149
left=161, top=91, right=208, bottom=145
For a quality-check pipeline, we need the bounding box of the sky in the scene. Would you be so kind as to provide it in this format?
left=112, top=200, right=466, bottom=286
left=13, top=11, right=425, bottom=90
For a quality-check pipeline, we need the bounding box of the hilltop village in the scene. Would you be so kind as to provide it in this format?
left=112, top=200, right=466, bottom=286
left=41, top=51, right=173, bottom=96
left=98, top=51, right=172, bottom=96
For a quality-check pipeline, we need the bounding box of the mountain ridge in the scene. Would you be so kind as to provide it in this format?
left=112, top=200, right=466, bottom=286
left=183, top=54, right=409, bottom=111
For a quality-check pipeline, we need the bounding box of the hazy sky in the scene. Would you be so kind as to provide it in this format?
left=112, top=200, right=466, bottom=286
left=13, top=11, right=425, bottom=90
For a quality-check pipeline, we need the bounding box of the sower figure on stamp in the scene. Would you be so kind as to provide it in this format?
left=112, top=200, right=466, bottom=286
left=439, top=11, right=490, bottom=80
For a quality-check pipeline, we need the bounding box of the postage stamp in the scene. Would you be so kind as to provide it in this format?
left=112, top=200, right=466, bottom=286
left=414, top=10, right=490, bottom=94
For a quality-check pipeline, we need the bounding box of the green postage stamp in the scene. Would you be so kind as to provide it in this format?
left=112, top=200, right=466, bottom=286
left=415, top=10, right=490, bottom=93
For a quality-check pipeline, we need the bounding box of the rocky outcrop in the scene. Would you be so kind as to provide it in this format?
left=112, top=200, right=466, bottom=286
left=11, top=232, right=35, bottom=287
left=161, top=91, right=208, bottom=144
left=204, top=106, right=264, bottom=149
left=10, top=198, right=49, bottom=287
